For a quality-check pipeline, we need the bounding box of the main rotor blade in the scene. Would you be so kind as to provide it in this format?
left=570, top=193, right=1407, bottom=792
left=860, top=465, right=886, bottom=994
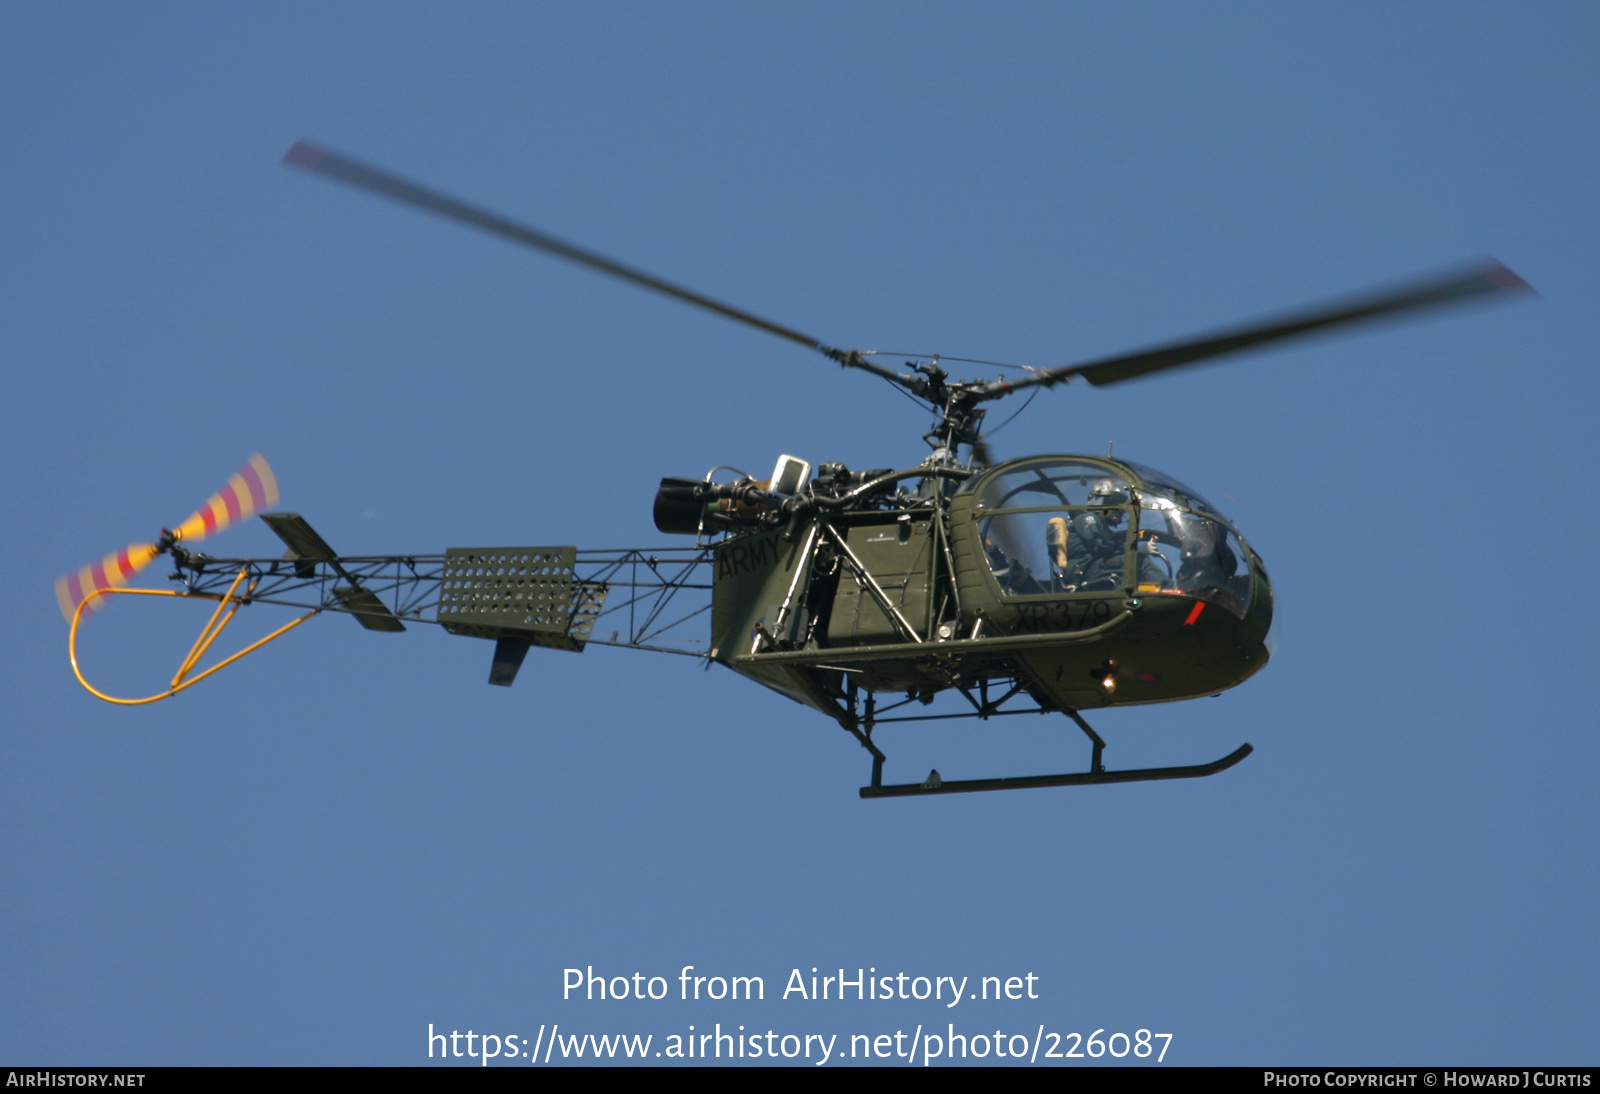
left=284, top=141, right=829, bottom=353
left=1007, top=261, right=1531, bottom=392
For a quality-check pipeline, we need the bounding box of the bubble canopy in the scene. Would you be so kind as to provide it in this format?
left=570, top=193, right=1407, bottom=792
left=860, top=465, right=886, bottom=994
left=959, top=457, right=1259, bottom=617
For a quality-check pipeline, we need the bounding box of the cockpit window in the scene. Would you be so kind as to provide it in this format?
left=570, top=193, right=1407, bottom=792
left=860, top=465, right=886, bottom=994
left=976, top=460, right=1130, bottom=510
left=1118, top=460, right=1229, bottom=521
left=1136, top=495, right=1252, bottom=616
left=973, top=461, right=1135, bottom=596
left=980, top=508, right=1128, bottom=595
left=968, top=457, right=1253, bottom=615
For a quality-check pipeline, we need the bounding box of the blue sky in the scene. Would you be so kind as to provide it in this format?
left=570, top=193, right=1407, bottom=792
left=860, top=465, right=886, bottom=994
left=3, top=4, right=1596, bottom=1065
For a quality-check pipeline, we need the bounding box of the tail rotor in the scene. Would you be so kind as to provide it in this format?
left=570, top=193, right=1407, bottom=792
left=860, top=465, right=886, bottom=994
left=55, top=454, right=279, bottom=621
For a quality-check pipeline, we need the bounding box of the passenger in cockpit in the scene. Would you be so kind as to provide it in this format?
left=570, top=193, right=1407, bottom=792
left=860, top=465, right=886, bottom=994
left=1173, top=512, right=1237, bottom=591
left=984, top=530, right=1042, bottom=595
left=983, top=533, right=1012, bottom=581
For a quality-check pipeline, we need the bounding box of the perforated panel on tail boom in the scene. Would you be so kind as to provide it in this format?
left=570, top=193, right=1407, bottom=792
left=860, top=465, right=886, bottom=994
left=437, top=547, right=605, bottom=651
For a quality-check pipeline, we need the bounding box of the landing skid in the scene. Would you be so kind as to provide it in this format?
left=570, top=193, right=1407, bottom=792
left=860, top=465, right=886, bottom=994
left=860, top=743, right=1253, bottom=798
left=849, top=698, right=1252, bottom=799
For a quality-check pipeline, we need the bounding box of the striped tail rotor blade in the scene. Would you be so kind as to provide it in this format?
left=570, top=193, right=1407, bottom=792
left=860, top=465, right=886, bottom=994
left=55, top=542, right=162, bottom=622
left=172, top=453, right=279, bottom=545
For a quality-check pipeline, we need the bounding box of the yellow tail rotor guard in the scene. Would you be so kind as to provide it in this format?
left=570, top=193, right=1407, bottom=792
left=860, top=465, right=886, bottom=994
left=67, top=566, right=317, bottom=705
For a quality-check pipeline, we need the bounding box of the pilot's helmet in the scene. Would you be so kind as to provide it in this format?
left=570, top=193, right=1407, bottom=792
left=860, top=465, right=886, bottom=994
left=1089, top=478, right=1129, bottom=506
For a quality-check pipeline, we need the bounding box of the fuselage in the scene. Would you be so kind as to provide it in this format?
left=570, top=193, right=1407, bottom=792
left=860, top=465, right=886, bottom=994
left=708, top=455, right=1274, bottom=725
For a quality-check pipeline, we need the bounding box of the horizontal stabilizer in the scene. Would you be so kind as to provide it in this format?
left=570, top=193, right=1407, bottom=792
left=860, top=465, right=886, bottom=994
left=261, top=512, right=336, bottom=579
left=334, top=586, right=407, bottom=632
left=263, top=513, right=405, bottom=631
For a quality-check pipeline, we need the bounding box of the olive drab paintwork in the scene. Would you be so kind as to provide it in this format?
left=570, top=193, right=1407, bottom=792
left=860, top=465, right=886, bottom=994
left=710, top=529, right=828, bottom=711
left=711, top=456, right=1274, bottom=729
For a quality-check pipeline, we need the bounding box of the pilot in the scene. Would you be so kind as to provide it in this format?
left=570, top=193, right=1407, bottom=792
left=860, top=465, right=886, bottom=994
left=1063, top=480, right=1129, bottom=591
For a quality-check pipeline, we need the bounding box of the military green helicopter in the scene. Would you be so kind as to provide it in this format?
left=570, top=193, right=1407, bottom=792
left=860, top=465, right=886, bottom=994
left=56, top=142, right=1531, bottom=798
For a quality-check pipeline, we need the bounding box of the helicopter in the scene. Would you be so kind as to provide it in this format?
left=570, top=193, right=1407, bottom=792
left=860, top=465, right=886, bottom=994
left=55, top=141, right=1532, bottom=799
